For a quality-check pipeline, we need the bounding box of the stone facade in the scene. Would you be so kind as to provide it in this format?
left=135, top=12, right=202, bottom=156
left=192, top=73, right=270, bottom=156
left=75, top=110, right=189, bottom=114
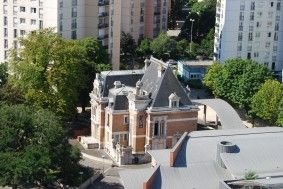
left=89, top=57, right=198, bottom=164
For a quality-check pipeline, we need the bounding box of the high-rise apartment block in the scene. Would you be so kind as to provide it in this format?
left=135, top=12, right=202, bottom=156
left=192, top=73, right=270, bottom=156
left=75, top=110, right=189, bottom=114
left=0, top=0, right=100, bottom=62
left=109, top=0, right=171, bottom=70
left=214, top=0, right=283, bottom=72
left=0, top=0, right=171, bottom=70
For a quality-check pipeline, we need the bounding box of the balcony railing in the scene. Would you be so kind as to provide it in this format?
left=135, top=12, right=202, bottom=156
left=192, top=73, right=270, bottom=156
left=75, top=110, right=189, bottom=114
left=98, top=12, right=108, bottom=17
left=97, top=34, right=109, bottom=40
left=98, top=0, right=109, bottom=6
left=98, top=23, right=109, bottom=29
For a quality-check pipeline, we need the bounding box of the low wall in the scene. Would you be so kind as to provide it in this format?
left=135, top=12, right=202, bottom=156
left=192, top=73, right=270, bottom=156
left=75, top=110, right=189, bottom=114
left=142, top=165, right=160, bottom=189
left=169, top=132, right=188, bottom=167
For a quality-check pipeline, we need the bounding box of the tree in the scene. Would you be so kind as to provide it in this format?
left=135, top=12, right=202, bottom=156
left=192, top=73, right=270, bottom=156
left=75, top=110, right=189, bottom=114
left=76, top=38, right=110, bottom=112
left=137, top=38, right=152, bottom=57
left=9, top=29, right=110, bottom=118
left=120, top=32, right=137, bottom=69
left=199, top=28, right=214, bottom=58
left=203, top=62, right=222, bottom=92
left=277, top=99, right=283, bottom=127
left=191, top=0, right=216, bottom=38
left=177, top=39, right=189, bottom=58
left=0, top=63, right=8, bottom=86
left=150, top=32, right=177, bottom=59
left=0, top=83, right=25, bottom=105
left=251, top=79, right=283, bottom=124
left=0, top=104, right=81, bottom=188
left=180, top=0, right=216, bottom=43
left=120, top=32, right=137, bottom=56
left=204, top=59, right=272, bottom=110
left=168, top=0, right=187, bottom=29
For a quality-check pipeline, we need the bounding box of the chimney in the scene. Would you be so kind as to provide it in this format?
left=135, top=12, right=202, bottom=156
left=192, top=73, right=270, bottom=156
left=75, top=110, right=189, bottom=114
left=135, top=80, right=143, bottom=95
left=158, top=64, right=165, bottom=78
left=95, top=73, right=100, bottom=79
left=144, top=58, right=151, bottom=69
left=216, top=141, right=238, bottom=168
left=114, top=81, right=122, bottom=88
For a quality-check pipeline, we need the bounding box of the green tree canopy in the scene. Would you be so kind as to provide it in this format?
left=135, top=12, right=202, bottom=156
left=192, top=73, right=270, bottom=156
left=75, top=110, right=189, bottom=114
left=204, top=59, right=272, bottom=109
left=0, top=63, right=8, bottom=86
left=203, top=62, right=222, bottom=92
left=120, top=32, right=137, bottom=56
left=150, top=32, right=177, bottom=59
left=277, top=99, right=283, bottom=127
left=199, top=28, right=214, bottom=58
left=0, top=104, right=81, bottom=188
left=251, top=79, right=283, bottom=124
left=137, top=38, right=152, bottom=57
left=177, top=39, right=189, bottom=58
left=9, top=29, right=109, bottom=117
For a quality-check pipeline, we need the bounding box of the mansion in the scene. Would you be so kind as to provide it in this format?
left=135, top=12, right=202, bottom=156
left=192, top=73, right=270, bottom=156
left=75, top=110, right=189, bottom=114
left=88, top=57, right=199, bottom=164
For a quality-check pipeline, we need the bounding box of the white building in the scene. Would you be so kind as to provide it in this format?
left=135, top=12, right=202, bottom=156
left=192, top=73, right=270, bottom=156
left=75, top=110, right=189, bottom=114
left=0, top=0, right=102, bottom=63
left=214, top=0, right=283, bottom=72
left=0, top=0, right=171, bottom=70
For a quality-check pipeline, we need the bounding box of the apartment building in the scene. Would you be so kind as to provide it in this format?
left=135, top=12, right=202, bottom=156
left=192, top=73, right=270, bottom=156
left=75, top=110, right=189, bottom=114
left=214, top=0, right=283, bottom=72
left=88, top=57, right=198, bottom=165
left=0, top=0, right=101, bottom=62
left=109, top=0, right=171, bottom=70
left=0, top=0, right=171, bottom=70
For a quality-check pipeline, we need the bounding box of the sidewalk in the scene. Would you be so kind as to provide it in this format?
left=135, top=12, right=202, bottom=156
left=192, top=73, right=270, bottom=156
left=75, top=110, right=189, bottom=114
left=69, top=139, right=113, bottom=164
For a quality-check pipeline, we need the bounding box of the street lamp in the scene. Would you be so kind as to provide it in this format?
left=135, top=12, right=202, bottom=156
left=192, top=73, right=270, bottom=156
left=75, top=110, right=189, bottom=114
left=189, top=18, right=195, bottom=53
left=102, top=155, right=105, bottom=173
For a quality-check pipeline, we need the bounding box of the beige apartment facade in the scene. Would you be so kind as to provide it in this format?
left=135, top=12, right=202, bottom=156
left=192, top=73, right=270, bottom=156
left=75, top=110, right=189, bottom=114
left=0, top=0, right=106, bottom=62
left=108, top=0, right=171, bottom=70
left=89, top=57, right=198, bottom=164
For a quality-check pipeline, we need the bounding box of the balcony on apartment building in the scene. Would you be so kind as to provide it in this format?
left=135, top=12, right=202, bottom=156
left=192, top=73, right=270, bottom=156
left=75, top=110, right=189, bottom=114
left=154, top=10, right=161, bottom=15
left=98, top=23, right=109, bottom=29
left=97, top=34, right=109, bottom=40
left=98, top=12, right=108, bottom=17
left=98, top=0, right=109, bottom=6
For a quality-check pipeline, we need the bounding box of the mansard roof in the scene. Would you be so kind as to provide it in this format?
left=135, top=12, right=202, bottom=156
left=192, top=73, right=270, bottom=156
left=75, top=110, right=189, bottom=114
left=141, top=58, right=192, bottom=108
left=99, top=57, right=192, bottom=110
left=100, top=70, right=144, bottom=97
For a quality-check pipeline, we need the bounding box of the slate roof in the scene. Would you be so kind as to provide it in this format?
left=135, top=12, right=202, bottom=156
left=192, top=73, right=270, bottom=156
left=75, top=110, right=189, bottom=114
left=108, top=86, right=134, bottom=110
left=100, top=70, right=144, bottom=97
left=100, top=58, right=192, bottom=110
left=141, top=59, right=192, bottom=108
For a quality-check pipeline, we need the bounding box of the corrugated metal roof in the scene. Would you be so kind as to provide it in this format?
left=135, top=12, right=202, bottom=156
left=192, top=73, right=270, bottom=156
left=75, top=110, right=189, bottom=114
left=192, top=99, right=245, bottom=129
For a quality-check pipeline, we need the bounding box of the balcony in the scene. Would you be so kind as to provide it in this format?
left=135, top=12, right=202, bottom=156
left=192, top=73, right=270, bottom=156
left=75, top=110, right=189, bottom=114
left=98, top=0, right=109, bottom=6
left=98, top=23, right=109, bottom=29
left=98, top=12, right=108, bottom=17
left=97, top=34, right=109, bottom=40
left=154, top=11, right=161, bottom=15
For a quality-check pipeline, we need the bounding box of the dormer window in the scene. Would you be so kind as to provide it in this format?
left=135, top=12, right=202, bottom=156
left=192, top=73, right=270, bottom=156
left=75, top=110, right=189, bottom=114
left=168, top=92, right=180, bottom=108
